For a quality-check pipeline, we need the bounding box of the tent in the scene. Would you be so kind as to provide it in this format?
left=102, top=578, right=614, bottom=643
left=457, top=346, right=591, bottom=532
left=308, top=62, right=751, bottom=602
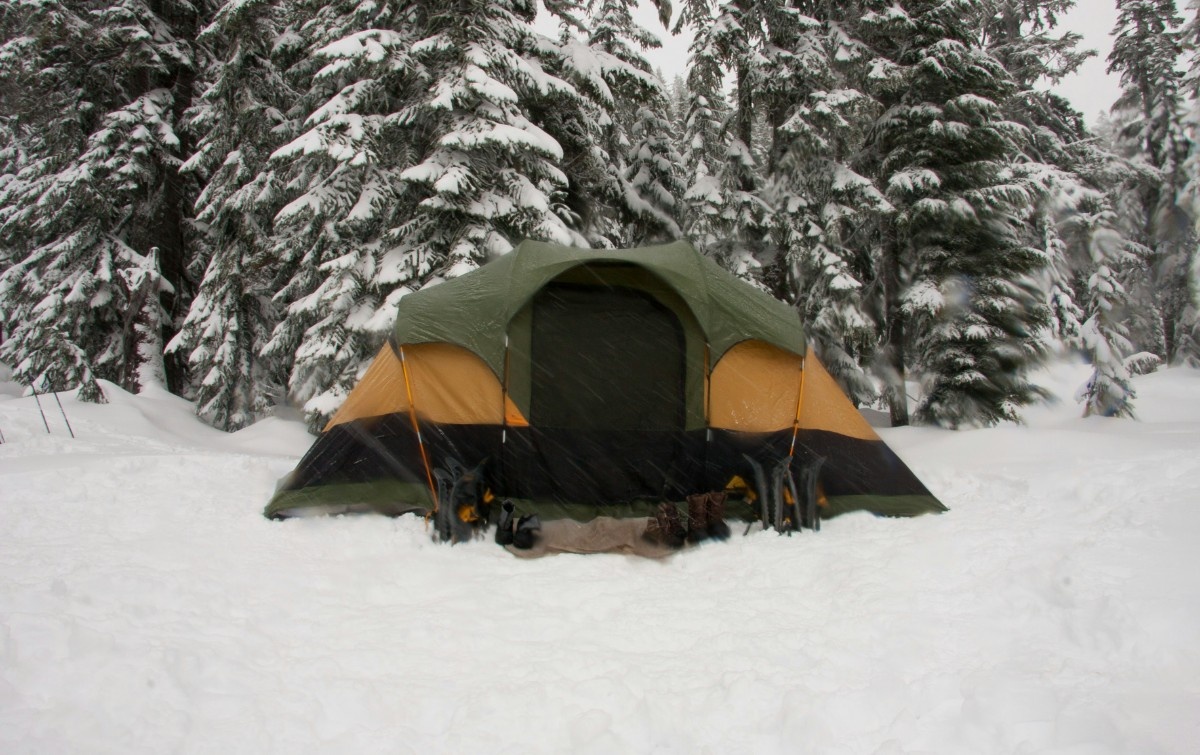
left=265, top=240, right=945, bottom=537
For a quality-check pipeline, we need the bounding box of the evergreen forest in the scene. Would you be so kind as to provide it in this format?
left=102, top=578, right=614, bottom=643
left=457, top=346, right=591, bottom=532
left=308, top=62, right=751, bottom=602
left=2, top=0, right=1198, bottom=431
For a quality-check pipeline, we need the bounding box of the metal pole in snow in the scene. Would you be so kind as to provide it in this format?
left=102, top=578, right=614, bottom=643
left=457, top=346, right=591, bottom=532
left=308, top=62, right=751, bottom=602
left=31, top=386, right=51, bottom=434
left=52, top=391, right=75, bottom=438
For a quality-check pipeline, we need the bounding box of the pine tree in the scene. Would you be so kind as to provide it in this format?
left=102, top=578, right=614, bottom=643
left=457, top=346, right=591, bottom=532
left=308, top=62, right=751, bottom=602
left=0, top=0, right=211, bottom=400
left=1100, top=109, right=1172, bottom=354
left=535, top=22, right=619, bottom=245
left=597, top=1, right=685, bottom=244
left=1025, top=86, right=1154, bottom=417
left=981, top=0, right=1097, bottom=350
left=168, top=0, right=301, bottom=430
left=258, top=0, right=428, bottom=426
left=860, top=0, right=1050, bottom=427
left=674, top=0, right=771, bottom=274
left=675, top=2, right=889, bottom=401
left=1174, top=0, right=1200, bottom=366
left=1059, top=187, right=1139, bottom=416
left=710, top=0, right=773, bottom=276
left=264, top=0, right=592, bottom=426
left=761, top=2, right=890, bottom=404
left=552, top=0, right=686, bottom=244
left=675, top=23, right=733, bottom=253
left=396, top=1, right=588, bottom=260
left=984, top=1, right=1091, bottom=101
left=0, top=5, right=34, bottom=347
left=623, top=97, right=686, bottom=244
left=1108, top=0, right=1196, bottom=364
left=1, top=3, right=113, bottom=399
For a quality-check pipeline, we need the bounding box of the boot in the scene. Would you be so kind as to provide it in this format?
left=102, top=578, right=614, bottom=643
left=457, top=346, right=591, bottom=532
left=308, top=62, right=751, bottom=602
left=686, top=493, right=709, bottom=542
left=512, top=514, right=541, bottom=550
left=495, top=500, right=515, bottom=546
left=646, top=502, right=686, bottom=548
left=705, top=491, right=731, bottom=540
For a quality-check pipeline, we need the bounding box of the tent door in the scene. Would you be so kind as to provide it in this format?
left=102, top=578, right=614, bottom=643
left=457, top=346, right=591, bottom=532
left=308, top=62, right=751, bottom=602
left=510, top=282, right=689, bottom=504
left=530, top=283, right=684, bottom=431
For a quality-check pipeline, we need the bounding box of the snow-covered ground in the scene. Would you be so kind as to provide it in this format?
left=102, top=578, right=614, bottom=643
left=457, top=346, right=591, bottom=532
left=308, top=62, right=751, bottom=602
left=2, top=361, right=1198, bottom=754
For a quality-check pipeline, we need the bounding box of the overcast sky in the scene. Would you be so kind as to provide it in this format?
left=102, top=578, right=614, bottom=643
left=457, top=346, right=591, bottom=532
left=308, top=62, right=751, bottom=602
left=630, top=1, right=1127, bottom=125
left=1042, top=1, right=1123, bottom=122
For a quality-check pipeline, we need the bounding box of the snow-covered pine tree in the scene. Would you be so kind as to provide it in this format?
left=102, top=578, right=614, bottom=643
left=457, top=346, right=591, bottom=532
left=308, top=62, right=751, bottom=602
left=266, top=0, right=590, bottom=427
left=982, top=0, right=1176, bottom=413
left=1042, top=210, right=1085, bottom=347
left=0, top=6, right=29, bottom=346
left=676, top=2, right=887, bottom=402
left=855, top=2, right=925, bottom=425
left=0, top=4, right=109, bottom=396
left=169, top=0, right=302, bottom=430
left=1108, top=0, right=1196, bottom=365
left=667, top=74, right=689, bottom=133
left=984, top=1, right=1091, bottom=110
left=989, top=0, right=1157, bottom=418
left=0, top=0, right=211, bottom=400
left=674, top=0, right=771, bottom=277
left=1173, top=0, right=1200, bottom=366
left=712, top=0, right=773, bottom=278
left=623, top=95, right=686, bottom=244
left=567, top=0, right=682, bottom=245
left=394, top=0, right=588, bottom=262
left=759, top=2, right=889, bottom=405
left=259, top=0, right=430, bottom=427
left=597, top=0, right=691, bottom=244
left=531, top=20, right=621, bottom=246
left=1059, top=187, right=1139, bottom=417
left=860, top=0, right=1050, bottom=428
left=981, top=0, right=1095, bottom=350
left=1096, top=109, right=1172, bottom=357
left=674, top=17, right=733, bottom=253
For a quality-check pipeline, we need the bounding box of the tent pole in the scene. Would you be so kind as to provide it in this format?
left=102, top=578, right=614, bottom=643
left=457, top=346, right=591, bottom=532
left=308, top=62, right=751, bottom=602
left=52, top=391, right=75, bottom=438
left=703, top=342, right=712, bottom=488
left=500, top=335, right=510, bottom=489
left=787, top=347, right=809, bottom=459
left=399, top=346, right=439, bottom=511
left=31, top=385, right=51, bottom=434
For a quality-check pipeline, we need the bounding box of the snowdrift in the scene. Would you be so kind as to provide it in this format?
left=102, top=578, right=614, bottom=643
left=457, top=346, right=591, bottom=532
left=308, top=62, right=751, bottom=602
left=2, top=364, right=1198, bottom=753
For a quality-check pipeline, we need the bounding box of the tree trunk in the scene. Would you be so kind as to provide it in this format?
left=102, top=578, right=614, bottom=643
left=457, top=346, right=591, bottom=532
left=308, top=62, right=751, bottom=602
left=150, top=0, right=199, bottom=396
left=154, top=120, right=191, bottom=396
left=735, top=60, right=757, bottom=204
left=120, top=254, right=155, bottom=394
left=882, top=229, right=909, bottom=426
left=1163, top=304, right=1177, bottom=363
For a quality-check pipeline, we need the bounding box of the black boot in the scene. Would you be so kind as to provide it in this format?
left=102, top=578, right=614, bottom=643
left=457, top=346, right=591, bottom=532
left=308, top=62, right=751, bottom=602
left=495, top=500, right=516, bottom=546
left=512, top=514, right=541, bottom=549
left=705, top=491, right=731, bottom=540
left=686, top=493, right=709, bottom=543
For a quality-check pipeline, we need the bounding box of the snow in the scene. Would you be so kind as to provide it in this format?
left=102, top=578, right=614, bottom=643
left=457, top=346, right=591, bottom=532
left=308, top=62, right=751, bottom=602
left=2, top=362, right=1200, bottom=753
left=558, top=37, right=615, bottom=106
left=685, top=174, right=723, bottom=204
left=317, top=30, right=408, bottom=66
left=888, top=168, right=941, bottom=194
left=441, top=120, right=564, bottom=161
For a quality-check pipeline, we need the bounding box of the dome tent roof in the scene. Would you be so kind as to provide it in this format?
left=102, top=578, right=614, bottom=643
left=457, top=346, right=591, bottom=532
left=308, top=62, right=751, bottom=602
left=392, top=239, right=805, bottom=377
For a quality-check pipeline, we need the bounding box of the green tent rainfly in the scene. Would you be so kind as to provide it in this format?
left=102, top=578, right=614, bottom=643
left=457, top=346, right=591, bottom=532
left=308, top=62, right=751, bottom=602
left=266, top=240, right=945, bottom=535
